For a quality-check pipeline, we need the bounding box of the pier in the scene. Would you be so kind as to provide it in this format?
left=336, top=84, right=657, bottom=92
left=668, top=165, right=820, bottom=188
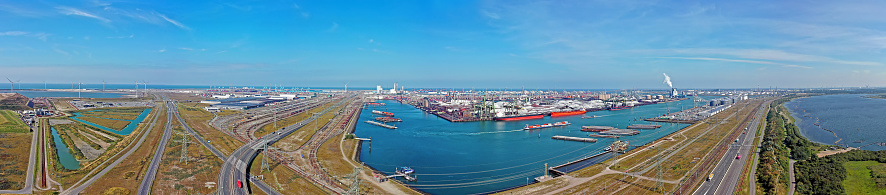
left=598, top=129, right=640, bottom=136
left=552, top=136, right=597, bottom=143
left=365, top=120, right=397, bottom=129
left=549, top=151, right=616, bottom=176
left=644, top=118, right=697, bottom=124
left=587, top=134, right=619, bottom=139
left=626, top=124, right=661, bottom=129
left=580, top=126, right=616, bottom=132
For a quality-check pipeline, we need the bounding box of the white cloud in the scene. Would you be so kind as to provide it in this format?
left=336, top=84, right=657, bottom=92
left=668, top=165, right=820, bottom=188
left=56, top=6, right=110, bottom=23
left=179, top=47, right=193, bottom=51
left=158, top=14, right=190, bottom=30
left=53, top=48, right=70, bottom=56
left=0, top=31, right=28, bottom=36
left=107, top=34, right=135, bottom=39
left=653, top=57, right=812, bottom=69
left=328, top=22, right=338, bottom=32
left=369, top=39, right=374, bottom=43
left=158, top=48, right=166, bottom=53
left=481, top=10, right=500, bottom=19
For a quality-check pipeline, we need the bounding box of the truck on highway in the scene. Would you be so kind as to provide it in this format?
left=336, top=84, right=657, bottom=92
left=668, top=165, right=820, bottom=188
left=238, top=180, right=243, bottom=188
left=708, top=173, right=713, bottom=181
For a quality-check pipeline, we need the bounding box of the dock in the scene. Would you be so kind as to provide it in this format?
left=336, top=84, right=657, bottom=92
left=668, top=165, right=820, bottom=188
left=580, top=126, right=616, bottom=132
left=549, top=151, right=615, bottom=176
left=587, top=134, right=619, bottom=139
left=385, top=173, right=416, bottom=182
left=365, top=120, right=397, bottom=129
left=644, top=118, right=697, bottom=124
left=552, top=136, right=597, bottom=143
left=627, top=124, right=661, bottom=129
left=598, top=129, right=640, bottom=136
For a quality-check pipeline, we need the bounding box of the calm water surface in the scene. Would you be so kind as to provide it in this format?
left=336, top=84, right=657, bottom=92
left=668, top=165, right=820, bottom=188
left=355, top=99, right=699, bottom=194
left=50, top=127, right=80, bottom=170
left=785, top=94, right=886, bottom=151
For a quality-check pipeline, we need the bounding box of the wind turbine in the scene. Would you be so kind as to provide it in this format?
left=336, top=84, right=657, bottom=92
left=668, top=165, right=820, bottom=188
left=344, top=82, right=349, bottom=92
left=142, top=80, right=148, bottom=97
left=102, top=80, right=106, bottom=92
left=135, top=81, right=140, bottom=98
left=5, top=78, right=14, bottom=92
left=78, top=80, right=82, bottom=98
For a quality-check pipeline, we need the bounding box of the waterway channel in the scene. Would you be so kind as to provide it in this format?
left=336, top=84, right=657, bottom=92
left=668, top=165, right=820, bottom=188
left=50, top=127, right=80, bottom=170
left=354, top=99, right=696, bottom=194
left=69, top=108, right=152, bottom=136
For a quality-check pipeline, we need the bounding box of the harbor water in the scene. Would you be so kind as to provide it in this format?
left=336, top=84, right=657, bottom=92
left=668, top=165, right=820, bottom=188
left=354, top=99, right=694, bottom=194
left=785, top=94, right=886, bottom=150
left=50, top=127, right=80, bottom=170
left=16, top=91, right=125, bottom=98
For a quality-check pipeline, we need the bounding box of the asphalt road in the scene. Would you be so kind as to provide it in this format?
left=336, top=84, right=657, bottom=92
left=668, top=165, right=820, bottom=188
left=217, top=96, right=348, bottom=195
left=694, top=101, right=768, bottom=195
left=136, top=97, right=177, bottom=195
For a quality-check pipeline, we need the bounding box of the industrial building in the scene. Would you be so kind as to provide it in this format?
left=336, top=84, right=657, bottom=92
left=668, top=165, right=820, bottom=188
left=202, top=97, right=285, bottom=111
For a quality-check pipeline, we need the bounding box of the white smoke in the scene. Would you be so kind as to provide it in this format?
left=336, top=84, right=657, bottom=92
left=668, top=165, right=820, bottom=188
left=663, top=73, right=673, bottom=88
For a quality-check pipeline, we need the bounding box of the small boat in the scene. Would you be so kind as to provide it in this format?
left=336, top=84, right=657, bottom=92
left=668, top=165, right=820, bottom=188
left=396, top=167, right=415, bottom=175
left=581, top=115, right=598, bottom=119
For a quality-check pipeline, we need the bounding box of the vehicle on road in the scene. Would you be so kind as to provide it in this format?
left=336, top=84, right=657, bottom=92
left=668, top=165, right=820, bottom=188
left=708, top=173, right=713, bottom=181
left=238, top=180, right=242, bottom=188
left=736, top=154, right=741, bottom=159
left=735, top=138, right=739, bottom=142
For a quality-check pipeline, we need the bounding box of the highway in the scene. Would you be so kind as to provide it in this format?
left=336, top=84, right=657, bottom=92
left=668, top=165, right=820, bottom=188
left=694, top=99, right=770, bottom=195
left=216, top=95, right=352, bottom=195
left=136, top=96, right=177, bottom=195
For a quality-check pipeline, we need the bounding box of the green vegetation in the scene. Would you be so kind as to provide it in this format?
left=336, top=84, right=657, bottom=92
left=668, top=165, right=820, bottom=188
left=864, top=94, right=886, bottom=100
left=80, top=107, right=146, bottom=120
left=843, top=161, right=886, bottom=195
left=79, top=116, right=131, bottom=131
left=870, top=163, right=886, bottom=189
left=796, top=150, right=886, bottom=194
left=756, top=98, right=818, bottom=194
left=0, top=110, right=29, bottom=133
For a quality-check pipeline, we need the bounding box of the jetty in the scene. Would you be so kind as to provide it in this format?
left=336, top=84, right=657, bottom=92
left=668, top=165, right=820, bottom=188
left=587, top=134, right=619, bottom=139
left=552, top=136, right=597, bottom=143
left=598, top=129, right=640, bottom=136
left=626, top=124, right=661, bottom=129
left=365, top=120, right=397, bottom=129
left=580, top=126, right=616, bottom=132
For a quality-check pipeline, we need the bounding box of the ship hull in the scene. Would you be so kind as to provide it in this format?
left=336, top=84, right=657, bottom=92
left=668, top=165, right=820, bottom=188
left=493, top=114, right=544, bottom=121
left=551, top=110, right=587, bottom=117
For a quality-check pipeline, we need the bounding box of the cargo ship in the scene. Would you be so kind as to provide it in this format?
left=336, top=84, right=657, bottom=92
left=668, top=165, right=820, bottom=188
left=367, top=102, right=386, bottom=106
left=523, top=121, right=570, bottom=130
left=493, top=113, right=544, bottom=121
left=551, top=110, right=587, bottom=117
left=372, top=110, right=394, bottom=117
left=375, top=117, right=402, bottom=122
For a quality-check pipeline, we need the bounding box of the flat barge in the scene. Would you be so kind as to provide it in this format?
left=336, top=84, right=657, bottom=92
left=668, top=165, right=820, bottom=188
left=587, top=134, right=619, bottom=139
left=581, top=126, right=616, bottom=132
left=523, top=121, right=570, bottom=130
left=552, top=136, right=597, bottom=143
left=365, top=120, right=397, bottom=129
left=598, top=129, right=640, bottom=136
left=375, top=117, right=402, bottom=122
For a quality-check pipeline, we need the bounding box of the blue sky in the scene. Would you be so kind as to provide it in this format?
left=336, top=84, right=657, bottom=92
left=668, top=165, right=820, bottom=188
left=1, top=0, right=885, bottom=89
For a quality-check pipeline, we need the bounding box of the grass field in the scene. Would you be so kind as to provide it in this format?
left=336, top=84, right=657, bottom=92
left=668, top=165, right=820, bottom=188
left=0, top=110, right=30, bottom=133
left=154, top=125, right=223, bottom=195
left=843, top=161, right=886, bottom=195
left=78, top=116, right=131, bottom=131
left=176, top=103, right=242, bottom=156
left=0, top=133, right=32, bottom=190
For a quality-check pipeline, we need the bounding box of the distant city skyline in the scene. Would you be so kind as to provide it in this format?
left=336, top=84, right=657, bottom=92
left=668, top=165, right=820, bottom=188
left=2, top=0, right=885, bottom=89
